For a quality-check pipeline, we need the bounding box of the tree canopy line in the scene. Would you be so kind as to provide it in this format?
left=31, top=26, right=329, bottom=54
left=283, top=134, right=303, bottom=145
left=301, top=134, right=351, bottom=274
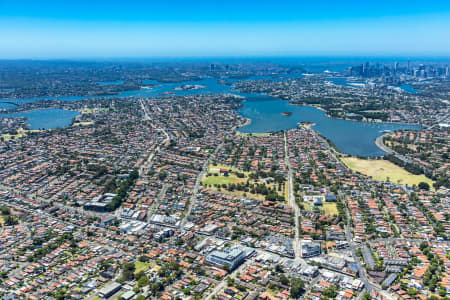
left=103, top=169, right=139, bottom=211
left=0, top=206, right=18, bottom=226
left=384, top=154, right=448, bottom=189
left=206, top=168, right=286, bottom=201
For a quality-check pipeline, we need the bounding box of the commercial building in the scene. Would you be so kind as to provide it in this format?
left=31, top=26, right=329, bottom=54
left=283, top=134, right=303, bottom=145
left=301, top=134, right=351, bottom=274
left=99, top=282, right=121, bottom=298
left=301, top=240, right=321, bottom=258
left=84, top=193, right=117, bottom=212
left=206, top=246, right=246, bottom=270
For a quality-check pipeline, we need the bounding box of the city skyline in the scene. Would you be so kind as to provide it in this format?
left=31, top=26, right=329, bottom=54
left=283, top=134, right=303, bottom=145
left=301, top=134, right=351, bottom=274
left=1, top=0, right=450, bottom=59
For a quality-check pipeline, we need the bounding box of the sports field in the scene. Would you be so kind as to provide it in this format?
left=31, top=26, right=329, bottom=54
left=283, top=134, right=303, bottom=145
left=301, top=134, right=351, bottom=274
left=341, top=157, right=434, bottom=188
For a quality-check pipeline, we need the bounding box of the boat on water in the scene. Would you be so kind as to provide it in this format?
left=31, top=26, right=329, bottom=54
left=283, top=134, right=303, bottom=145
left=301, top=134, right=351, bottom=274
left=380, top=130, right=392, bottom=133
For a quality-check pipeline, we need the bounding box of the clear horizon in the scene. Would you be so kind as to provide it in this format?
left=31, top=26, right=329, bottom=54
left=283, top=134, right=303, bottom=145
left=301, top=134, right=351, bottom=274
left=1, top=0, right=450, bottom=59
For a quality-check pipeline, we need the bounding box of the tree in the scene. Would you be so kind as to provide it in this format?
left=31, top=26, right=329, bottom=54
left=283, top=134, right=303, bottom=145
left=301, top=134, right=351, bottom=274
left=182, top=288, right=191, bottom=295
left=323, top=284, right=338, bottom=298
left=138, top=255, right=149, bottom=263
left=121, top=262, right=136, bottom=281
left=290, top=278, right=305, bottom=299
left=137, top=275, right=149, bottom=288
left=275, top=264, right=284, bottom=273
left=223, top=263, right=231, bottom=272
left=4, top=215, right=18, bottom=226
left=150, top=281, right=163, bottom=294
left=419, top=241, right=429, bottom=251
left=0, top=206, right=10, bottom=215
left=159, top=170, right=168, bottom=180
left=362, top=292, right=371, bottom=300
left=418, top=182, right=430, bottom=191
left=280, top=274, right=289, bottom=286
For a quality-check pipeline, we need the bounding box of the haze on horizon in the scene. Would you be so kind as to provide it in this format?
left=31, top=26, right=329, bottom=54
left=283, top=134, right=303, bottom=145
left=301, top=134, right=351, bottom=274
left=1, top=0, right=450, bottom=59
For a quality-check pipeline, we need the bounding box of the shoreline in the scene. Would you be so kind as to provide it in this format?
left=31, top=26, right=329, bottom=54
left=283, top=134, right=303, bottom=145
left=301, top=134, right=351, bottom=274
left=298, top=122, right=316, bottom=129
left=289, top=102, right=327, bottom=113
left=1, top=107, right=80, bottom=116
left=240, top=117, right=251, bottom=127
left=374, top=133, right=394, bottom=154
left=1, top=108, right=81, bottom=131
left=285, top=99, right=422, bottom=127
left=235, top=117, right=252, bottom=135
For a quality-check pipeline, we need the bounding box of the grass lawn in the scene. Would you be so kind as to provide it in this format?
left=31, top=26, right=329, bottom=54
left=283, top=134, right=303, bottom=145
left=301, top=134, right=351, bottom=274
left=73, top=121, right=94, bottom=126
left=0, top=128, right=40, bottom=141
left=115, top=294, right=123, bottom=300
left=303, top=199, right=339, bottom=217
left=202, top=174, right=242, bottom=186
left=0, top=132, right=25, bottom=141
left=202, top=164, right=247, bottom=186
left=202, top=164, right=286, bottom=201
left=284, top=183, right=289, bottom=204
left=91, top=297, right=101, bottom=300
left=322, top=202, right=338, bottom=216
left=0, top=215, right=4, bottom=226
left=80, top=107, right=111, bottom=114
left=341, top=157, right=434, bottom=188
left=134, top=261, right=151, bottom=274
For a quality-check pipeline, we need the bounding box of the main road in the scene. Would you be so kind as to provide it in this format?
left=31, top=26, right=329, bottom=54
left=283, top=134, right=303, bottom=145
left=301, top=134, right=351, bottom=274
left=179, top=142, right=224, bottom=229
left=284, top=131, right=301, bottom=260
left=138, top=98, right=170, bottom=177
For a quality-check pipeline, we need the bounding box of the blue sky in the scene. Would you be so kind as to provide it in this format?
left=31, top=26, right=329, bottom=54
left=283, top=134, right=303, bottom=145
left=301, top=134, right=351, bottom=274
left=1, top=0, right=450, bottom=58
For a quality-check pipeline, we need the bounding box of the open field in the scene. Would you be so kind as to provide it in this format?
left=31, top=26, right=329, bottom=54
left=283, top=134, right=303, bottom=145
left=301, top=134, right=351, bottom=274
left=135, top=261, right=151, bottom=274
left=0, top=128, right=31, bottom=141
left=304, top=201, right=338, bottom=217
left=341, top=157, right=434, bottom=188
left=236, top=132, right=271, bottom=137
left=202, top=164, right=247, bottom=186
left=322, top=202, right=339, bottom=216
left=80, top=107, right=111, bottom=114
left=385, top=140, right=418, bottom=151
left=0, top=215, right=4, bottom=226
left=202, top=164, right=286, bottom=201
left=0, top=132, right=25, bottom=141
left=0, top=128, right=41, bottom=141
left=73, top=121, right=94, bottom=126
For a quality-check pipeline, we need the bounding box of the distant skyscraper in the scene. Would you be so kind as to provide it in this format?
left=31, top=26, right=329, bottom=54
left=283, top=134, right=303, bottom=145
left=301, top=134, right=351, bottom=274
left=446, top=66, right=450, bottom=78
left=394, top=62, right=399, bottom=73
left=363, top=62, right=370, bottom=77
